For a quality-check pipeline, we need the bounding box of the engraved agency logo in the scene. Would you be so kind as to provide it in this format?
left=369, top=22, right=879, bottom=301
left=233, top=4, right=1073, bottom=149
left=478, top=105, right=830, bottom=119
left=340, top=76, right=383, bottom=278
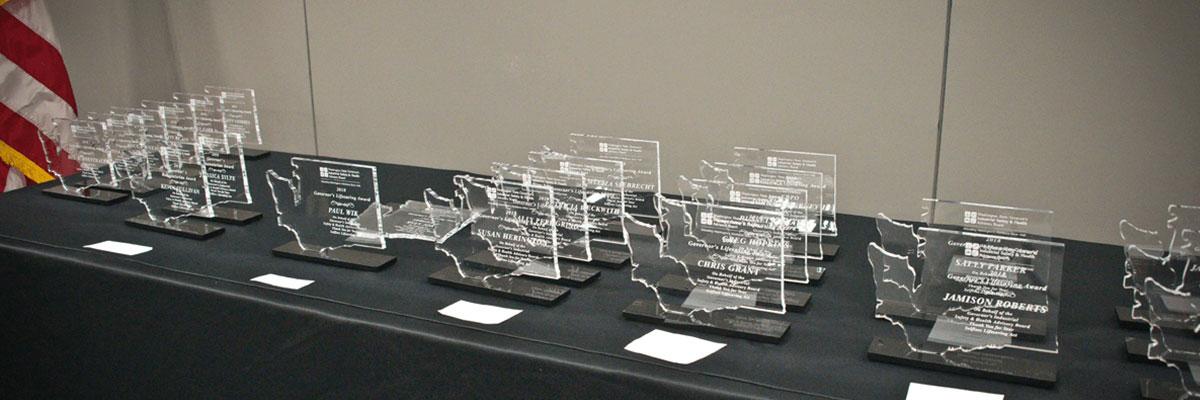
left=599, top=143, right=609, bottom=153
left=766, top=156, right=778, bottom=167
left=748, top=172, right=761, bottom=184
left=319, top=166, right=331, bottom=178
left=965, top=242, right=981, bottom=257
left=963, top=211, right=978, bottom=225
left=700, top=211, right=714, bottom=225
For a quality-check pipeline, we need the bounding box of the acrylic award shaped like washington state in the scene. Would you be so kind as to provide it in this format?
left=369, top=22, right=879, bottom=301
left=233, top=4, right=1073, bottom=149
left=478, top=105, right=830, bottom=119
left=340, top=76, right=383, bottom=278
left=170, top=93, right=260, bottom=224
left=528, top=148, right=628, bottom=245
left=568, top=133, right=661, bottom=220
left=867, top=199, right=1063, bottom=387
left=1118, top=204, right=1200, bottom=400
left=426, top=174, right=572, bottom=305
left=702, top=157, right=835, bottom=260
left=496, top=161, right=629, bottom=269
left=678, top=175, right=824, bottom=285
left=39, top=117, right=129, bottom=204
left=204, top=86, right=269, bottom=159
left=620, top=194, right=793, bottom=342
left=266, top=157, right=394, bottom=270
left=121, top=102, right=225, bottom=239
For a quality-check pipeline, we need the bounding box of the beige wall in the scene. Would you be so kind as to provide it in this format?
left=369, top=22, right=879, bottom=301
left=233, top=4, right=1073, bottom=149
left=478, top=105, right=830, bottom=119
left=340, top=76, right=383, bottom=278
left=46, top=0, right=1200, bottom=244
left=938, top=0, right=1200, bottom=244
left=306, top=0, right=948, bottom=222
left=46, top=0, right=180, bottom=113
left=163, top=0, right=316, bottom=154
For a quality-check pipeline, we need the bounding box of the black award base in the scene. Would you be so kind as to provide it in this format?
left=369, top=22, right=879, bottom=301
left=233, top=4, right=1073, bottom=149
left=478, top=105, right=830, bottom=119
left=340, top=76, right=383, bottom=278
left=71, top=179, right=158, bottom=196
left=867, top=336, right=1057, bottom=388
left=783, top=264, right=825, bottom=284
left=1116, top=306, right=1194, bottom=332
left=790, top=240, right=839, bottom=260
left=654, top=274, right=810, bottom=312
left=271, top=241, right=395, bottom=271
left=165, top=206, right=262, bottom=225
left=124, top=213, right=224, bottom=240
left=43, top=185, right=128, bottom=205
left=621, top=299, right=790, bottom=343
left=1142, top=378, right=1190, bottom=400
left=427, top=266, right=570, bottom=306
left=587, top=242, right=631, bottom=269
left=242, top=148, right=271, bottom=159
left=464, top=251, right=600, bottom=287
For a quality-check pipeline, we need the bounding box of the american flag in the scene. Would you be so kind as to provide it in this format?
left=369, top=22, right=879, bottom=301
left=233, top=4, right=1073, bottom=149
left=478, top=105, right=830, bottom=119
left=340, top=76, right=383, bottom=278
left=0, top=0, right=79, bottom=192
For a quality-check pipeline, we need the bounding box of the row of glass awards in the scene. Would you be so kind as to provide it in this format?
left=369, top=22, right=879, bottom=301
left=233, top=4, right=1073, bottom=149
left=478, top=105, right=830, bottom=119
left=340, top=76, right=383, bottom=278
left=39, top=106, right=1081, bottom=391
left=1118, top=205, right=1200, bottom=399
left=262, top=135, right=840, bottom=342
left=40, top=86, right=268, bottom=238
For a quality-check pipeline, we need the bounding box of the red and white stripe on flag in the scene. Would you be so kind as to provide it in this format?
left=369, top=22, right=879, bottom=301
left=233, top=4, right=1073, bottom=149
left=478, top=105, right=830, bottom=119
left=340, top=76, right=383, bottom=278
left=0, top=0, right=79, bottom=192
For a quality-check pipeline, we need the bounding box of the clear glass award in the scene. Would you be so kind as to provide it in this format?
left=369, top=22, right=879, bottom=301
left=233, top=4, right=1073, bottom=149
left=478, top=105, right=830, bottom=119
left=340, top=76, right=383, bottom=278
left=867, top=199, right=1063, bottom=387
left=380, top=188, right=473, bottom=244
left=568, top=134, right=661, bottom=219
left=122, top=102, right=225, bottom=239
left=1120, top=205, right=1200, bottom=399
left=620, top=194, right=794, bottom=342
left=266, top=157, right=394, bottom=270
left=491, top=162, right=592, bottom=263
left=676, top=175, right=821, bottom=284
left=732, top=147, right=837, bottom=236
left=426, top=174, right=573, bottom=305
left=528, top=148, right=629, bottom=245
left=701, top=160, right=833, bottom=259
left=203, top=86, right=269, bottom=158
left=39, top=118, right=130, bottom=204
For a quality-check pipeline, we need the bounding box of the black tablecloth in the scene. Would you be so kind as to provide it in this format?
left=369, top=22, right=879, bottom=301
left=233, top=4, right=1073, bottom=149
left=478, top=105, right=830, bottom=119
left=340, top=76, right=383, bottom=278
left=0, top=153, right=1170, bottom=399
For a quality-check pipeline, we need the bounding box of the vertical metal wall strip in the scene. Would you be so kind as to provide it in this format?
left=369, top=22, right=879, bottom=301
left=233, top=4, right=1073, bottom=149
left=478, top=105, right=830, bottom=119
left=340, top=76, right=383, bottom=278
left=302, top=0, right=319, bottom=155
left=931, top=0, right=953, bottom=198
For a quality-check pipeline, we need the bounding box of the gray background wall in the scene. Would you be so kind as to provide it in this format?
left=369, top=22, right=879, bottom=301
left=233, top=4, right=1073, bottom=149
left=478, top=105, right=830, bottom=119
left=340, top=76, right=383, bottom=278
left=43, top=0, right=1200, bottom=245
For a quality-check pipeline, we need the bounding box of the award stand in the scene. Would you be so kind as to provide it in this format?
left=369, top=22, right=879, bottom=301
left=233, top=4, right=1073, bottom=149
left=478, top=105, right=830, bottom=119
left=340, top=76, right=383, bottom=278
left=1141, top=378, right=1190, bottom=400
left=464, top=252, right=599, bottom=287
left=164, top=205, right=262, bottom=225
left=783, top=263, right=824, bottom=283
left=654, top=274, right=810, bottom=311
left=1115, top=306, right=1195, bottom=331
left=866, top=336, right=1057, bottom=387
left=583, top=242, right=631, bottom=269
left=43, top=185, right=128, bottom=205
left=791, top=240, right=838, bottom=260
left=271, top=241, right=395, bottom=271
left=125, top=213, right=224, bottom=239
left=70, top=179, right=158, bottom=196
left=621, top=299, right=790, bottom=343
left=427, top=267, right=570, bottom=306
left=241, top=148, right=270, bottom=159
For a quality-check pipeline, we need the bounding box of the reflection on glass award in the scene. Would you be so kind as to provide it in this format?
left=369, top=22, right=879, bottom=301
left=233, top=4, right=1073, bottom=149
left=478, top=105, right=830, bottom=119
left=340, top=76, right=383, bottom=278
left=866, top=200, right=1063, bottom=387
left=266, top=157, right=395, bottom=270
left=426, top=175, right=573, bottom=305
left=701, top=160, right=834, bottom=259
left=677, top=175, right=823, bottom=284
left=568, top=133, right=660, bottom=218
left=39, top=118, right=129, bottom=204
left=620, top=194, right=794, bottom=343
left=121, top=104, right=225, bottom=239
left=203, top=86, right=269, bottom=158
left=1119, top=205, right=1200, bottom=399
left=529, top=148, right=629, bottom=245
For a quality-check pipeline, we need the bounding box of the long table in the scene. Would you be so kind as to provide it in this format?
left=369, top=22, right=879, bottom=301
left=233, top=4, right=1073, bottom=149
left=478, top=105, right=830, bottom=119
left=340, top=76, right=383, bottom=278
left=0, top=152, right=1164, bottom=399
